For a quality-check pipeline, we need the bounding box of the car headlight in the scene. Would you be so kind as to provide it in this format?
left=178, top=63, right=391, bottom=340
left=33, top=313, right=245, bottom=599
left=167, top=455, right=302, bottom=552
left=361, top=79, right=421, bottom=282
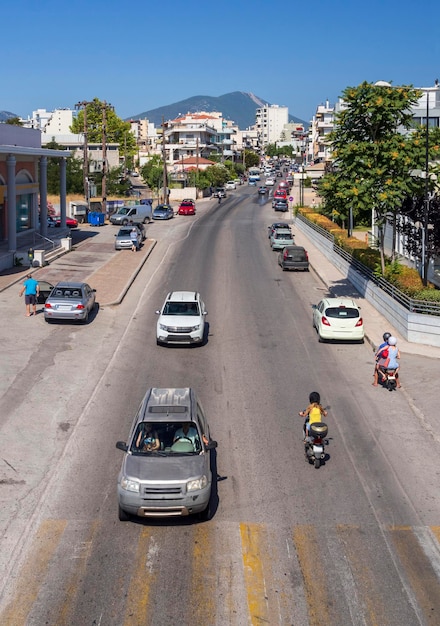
left=120, top=477, right=140, bottom=492
left=159, top=323, right=168, bottom=331
left=190, top=324, right=200, bottom=332
left=187, top=475, right=208, bottom=492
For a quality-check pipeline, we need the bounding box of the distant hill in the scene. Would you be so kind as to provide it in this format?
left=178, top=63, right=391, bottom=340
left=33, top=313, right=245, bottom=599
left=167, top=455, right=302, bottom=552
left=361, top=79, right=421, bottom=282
left=128, top=91, right=307, bottom=130
left=0, top=110, right=19, bottom=122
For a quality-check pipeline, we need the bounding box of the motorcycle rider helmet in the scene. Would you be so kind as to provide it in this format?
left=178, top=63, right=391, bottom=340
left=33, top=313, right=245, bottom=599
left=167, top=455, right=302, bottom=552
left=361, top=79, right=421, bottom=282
left=388, top=336, right=397, bottom=346
left=309, top=391, right=320, bottom=404
left=382, top=332, right=391, bottom=342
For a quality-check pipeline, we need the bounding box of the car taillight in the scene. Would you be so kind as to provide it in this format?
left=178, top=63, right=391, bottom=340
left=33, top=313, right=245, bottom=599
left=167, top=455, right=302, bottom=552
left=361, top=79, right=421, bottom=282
left=76, top=304, right=85, bottom=309
left=305, top=251, right=309, bottom=260
left=45, top=303, right=52, bottom=309
left=355, top=317, right=363, bottom=327
left=283, top=249, right=288, bottom=259
left=321, top=316, right=331, bottom=326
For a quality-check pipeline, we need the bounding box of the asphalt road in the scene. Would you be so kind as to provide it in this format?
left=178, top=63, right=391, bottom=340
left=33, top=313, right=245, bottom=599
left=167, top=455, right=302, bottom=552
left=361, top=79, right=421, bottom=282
left=1, top=186, right=440, bottom=625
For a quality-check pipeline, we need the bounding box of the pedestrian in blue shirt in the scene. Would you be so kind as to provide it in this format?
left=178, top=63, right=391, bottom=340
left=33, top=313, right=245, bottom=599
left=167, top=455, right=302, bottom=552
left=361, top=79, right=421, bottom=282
left=19, top=274, right=40, bottom=317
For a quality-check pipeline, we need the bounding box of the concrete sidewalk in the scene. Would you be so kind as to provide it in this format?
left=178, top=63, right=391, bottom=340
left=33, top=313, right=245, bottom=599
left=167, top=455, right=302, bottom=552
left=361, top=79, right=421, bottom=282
left=292, top=221, right=440, bottom=359
left=0, top=227, right=156, bottom=307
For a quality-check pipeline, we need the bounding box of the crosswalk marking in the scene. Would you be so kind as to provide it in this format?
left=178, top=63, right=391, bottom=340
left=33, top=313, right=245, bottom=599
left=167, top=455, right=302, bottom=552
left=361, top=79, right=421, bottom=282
left=293, top=525, right=331, bottom=626
left=2, top=519, right=440, bottom=625
left=123, top=527, right=156, bottom=626
left=0, top=519, right=66, bottom=626
left=240, top=522, right=271, bottom=625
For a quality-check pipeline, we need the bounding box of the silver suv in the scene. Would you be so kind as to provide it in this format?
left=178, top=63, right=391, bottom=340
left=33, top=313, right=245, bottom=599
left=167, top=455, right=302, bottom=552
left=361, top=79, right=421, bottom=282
left=156, top=291, right=207, bottom=345
left=116, top=388, right=218, bottom=521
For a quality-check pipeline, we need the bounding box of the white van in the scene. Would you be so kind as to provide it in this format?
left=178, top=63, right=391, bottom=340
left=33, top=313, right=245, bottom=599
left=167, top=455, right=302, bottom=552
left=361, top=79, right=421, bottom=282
left=109, top=204, right=152, bottom=225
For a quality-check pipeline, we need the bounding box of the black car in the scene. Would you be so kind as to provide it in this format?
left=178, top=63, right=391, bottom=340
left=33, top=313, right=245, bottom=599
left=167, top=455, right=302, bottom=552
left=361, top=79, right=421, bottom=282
left=278, top=246, right=309, bottom=271
left=273, top=199, right=289, bottom=212
left=258, top=186, right=268, bottom=194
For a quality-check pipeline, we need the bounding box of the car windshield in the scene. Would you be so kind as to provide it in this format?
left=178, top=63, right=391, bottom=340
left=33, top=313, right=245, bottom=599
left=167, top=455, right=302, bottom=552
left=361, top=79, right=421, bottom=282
left=130, top=421, right=202, bottom=455
left=325, top=307, right=359, bottom=319
left=163, top=302, right=200, bottom=316
left=118, top=208, right=130, bottom=215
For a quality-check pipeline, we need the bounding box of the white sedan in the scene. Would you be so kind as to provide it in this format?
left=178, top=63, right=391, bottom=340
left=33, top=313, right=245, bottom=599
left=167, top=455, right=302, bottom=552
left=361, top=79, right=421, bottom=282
left=312, top=298, right=364, bottom=343
left=265, top=177, right=275, bottom=186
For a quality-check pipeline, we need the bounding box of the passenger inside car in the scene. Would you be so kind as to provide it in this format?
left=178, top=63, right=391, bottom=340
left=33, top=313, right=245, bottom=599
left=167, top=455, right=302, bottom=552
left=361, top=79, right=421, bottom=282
left=134, top=423, right=160, bottom=452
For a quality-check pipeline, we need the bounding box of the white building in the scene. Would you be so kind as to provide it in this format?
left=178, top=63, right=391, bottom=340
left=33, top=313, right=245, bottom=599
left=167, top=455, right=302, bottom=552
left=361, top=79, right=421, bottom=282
left=21, top=108, right=74, bottom=134
left=255, top=104, right=289, bottom=147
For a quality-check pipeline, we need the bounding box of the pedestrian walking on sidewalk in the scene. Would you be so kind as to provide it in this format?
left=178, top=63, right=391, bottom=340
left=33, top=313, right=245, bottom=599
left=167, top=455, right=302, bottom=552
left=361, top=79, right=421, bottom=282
left=19, top=273, right=40, bottom=317
left=130, top=228, right=138, bottom=252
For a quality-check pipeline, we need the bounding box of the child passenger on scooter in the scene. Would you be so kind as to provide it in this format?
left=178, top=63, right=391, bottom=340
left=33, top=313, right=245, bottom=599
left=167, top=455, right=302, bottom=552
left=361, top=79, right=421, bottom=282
left=299, top=391, right=327, bottom=442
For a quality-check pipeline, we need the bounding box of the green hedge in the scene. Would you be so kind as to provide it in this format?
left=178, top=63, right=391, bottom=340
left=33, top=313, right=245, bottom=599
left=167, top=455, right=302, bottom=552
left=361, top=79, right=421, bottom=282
left=298, top=208, right=436, bottom=298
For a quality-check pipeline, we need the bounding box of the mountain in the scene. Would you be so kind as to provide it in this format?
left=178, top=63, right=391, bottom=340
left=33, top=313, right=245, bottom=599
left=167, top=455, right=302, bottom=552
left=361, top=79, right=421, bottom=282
left=128, top=91, right=307, bottom=130
left=0, top=110, right=19, bottom=122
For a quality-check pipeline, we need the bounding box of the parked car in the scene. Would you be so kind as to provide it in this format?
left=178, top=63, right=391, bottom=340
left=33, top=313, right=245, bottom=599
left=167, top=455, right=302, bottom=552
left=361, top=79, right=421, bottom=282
left=178, top=200, right=196, bottom=215
left=44, top=282, right=96, bottom=324
left=225, top=181, right=236, bottom=190
left=156, top=290, right=207, bottom=346
left=272, top=199, right=289, bottom=212
left=270, top=228, right=295, bottom=251
left=274, top=189, right=287, bottom=200
left=153, top=204, right=174, bottom=220
left=110, top=204, right=152, bottom=225
left=268, top=222, right=291, bottom=238
left=56, top=216, right=78, bottom=228
left=258, top=186, right=268, bottom=195
left=312, top=297, right=364, bottom=343
left=115, top=387, right=218, bottom=521
left=47, top=216, right=57, bottom=228
left=114, top=226, right=142, bottom=250
left=278, top=245, right=309, bottom=271
left=37, top=280, right=54, bottom=304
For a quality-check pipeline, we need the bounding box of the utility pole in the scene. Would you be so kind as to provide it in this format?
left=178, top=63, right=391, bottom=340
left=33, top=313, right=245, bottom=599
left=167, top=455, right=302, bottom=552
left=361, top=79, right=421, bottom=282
left=75, top=100, right=92, bottom=203
left=196, top=137, right=199, bottom=195
left=101, top=101, right=113, bottom=218
left=161, top=116, right=168, bottom=203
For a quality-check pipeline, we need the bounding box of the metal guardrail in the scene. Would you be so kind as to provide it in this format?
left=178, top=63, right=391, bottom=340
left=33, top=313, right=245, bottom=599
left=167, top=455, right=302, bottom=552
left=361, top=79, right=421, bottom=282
left=296, top=213, right=440, bottom=316
left=32, top=232, right=57, bottom=250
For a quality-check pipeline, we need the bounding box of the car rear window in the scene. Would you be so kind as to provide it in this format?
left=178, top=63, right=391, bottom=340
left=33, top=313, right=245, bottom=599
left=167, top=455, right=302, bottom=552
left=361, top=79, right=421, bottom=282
left=325, top=307, right=359, bottom=319
left=52, top=288, right=83, bottom=298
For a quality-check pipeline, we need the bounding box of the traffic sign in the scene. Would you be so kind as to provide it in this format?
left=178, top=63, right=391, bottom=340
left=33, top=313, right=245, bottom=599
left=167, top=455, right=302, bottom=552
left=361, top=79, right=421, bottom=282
left=289, top=196, right=294, bottom=202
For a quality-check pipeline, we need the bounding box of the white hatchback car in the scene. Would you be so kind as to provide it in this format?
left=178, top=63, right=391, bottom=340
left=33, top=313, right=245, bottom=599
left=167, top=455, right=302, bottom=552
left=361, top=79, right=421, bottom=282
left=312, top=298, right=364, bottom=343
left=225, top=181, right=236, bottom=190
left=156, top=291, right=207, bottom=346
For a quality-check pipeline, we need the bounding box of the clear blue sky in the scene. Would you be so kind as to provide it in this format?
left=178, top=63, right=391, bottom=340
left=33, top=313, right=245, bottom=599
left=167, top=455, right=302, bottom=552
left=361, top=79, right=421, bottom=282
left=3, top=0, right=440, bottom=126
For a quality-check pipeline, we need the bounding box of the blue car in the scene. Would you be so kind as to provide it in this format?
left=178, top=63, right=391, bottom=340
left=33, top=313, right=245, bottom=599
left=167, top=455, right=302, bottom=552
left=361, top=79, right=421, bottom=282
left=153, top=204, right=174, bottom=220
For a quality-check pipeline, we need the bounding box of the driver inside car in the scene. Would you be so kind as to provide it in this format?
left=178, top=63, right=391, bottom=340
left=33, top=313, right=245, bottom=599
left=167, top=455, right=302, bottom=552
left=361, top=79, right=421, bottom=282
left=173, top=422, right=199, bottom=448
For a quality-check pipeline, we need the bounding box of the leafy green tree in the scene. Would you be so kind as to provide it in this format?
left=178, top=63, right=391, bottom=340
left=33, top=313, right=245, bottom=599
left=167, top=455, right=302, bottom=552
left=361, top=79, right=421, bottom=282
left=70, top=98, right=137, bottom=157
left=5, top=117, right=23, bottom=126
left=44, top=139, right=84, bottom=195
left=320, top=81, right=421, bottom=274
left=205, top=164, right=230, bottom=187
left=243, top=150, right=259, bottom=169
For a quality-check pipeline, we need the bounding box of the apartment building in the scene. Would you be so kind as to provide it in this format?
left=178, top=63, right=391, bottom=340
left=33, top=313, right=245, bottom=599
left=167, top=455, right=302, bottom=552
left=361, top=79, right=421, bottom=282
left=255, top=104, right=289, bottom=147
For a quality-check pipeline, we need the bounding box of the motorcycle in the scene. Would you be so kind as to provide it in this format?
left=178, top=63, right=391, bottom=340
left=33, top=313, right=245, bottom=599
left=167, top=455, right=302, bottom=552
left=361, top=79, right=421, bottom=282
left=378, top=366, right=398, bottom=391
left=303, top=420, right=328, bottom=469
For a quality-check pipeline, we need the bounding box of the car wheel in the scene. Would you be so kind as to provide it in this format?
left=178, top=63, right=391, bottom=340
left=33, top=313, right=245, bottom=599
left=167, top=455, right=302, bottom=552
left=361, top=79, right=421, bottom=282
left=118, top=505, right=131, bottom=522
left=122, top=219, right=128, bottom=226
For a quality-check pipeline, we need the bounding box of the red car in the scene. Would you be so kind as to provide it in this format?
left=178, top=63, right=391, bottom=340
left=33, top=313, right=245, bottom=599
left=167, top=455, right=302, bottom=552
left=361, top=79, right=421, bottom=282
left=274, top=189, right=287, bottom=200
left=178, top=200, right=196, bottom=216
left=55, top=216, right=78, bottom=228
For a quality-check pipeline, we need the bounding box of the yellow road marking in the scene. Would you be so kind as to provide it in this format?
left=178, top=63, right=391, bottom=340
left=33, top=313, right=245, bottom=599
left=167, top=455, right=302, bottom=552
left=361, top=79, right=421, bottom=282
left=56, top=519, right=100, bottom=625
left=0, top=519, right=67, bottom=626
left=189, top=524, right=216, bottom=625
left=293, top=524, right=330, bottom=626
left=389, top=525, right=440, bottom=625
left=240, top=522, right=270, bottom=625
left=123, top=527, right=156, bottom=626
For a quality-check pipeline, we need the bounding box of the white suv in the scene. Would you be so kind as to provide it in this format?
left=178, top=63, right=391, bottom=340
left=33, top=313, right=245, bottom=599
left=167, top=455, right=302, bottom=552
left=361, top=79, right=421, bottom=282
left=156, top=291, right=207, bottom=346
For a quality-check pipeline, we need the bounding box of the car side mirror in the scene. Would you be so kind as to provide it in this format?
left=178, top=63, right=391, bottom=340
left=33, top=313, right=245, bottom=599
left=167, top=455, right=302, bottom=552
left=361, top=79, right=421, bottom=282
left=203, top=311, right=208, bottom=316
left=206, top=440, right=218, bottom=450
left=155, top=310, right=160, bottom=315
left=116, top=441, right=128, bottom=452
left=311, top=304, right=317, bottom=310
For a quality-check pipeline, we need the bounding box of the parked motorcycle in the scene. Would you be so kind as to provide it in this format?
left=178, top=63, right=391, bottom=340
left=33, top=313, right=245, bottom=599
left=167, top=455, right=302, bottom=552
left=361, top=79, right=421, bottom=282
left=378, top=366, right=398, bottom=391
left=303, top=421, right=328, bottom=469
